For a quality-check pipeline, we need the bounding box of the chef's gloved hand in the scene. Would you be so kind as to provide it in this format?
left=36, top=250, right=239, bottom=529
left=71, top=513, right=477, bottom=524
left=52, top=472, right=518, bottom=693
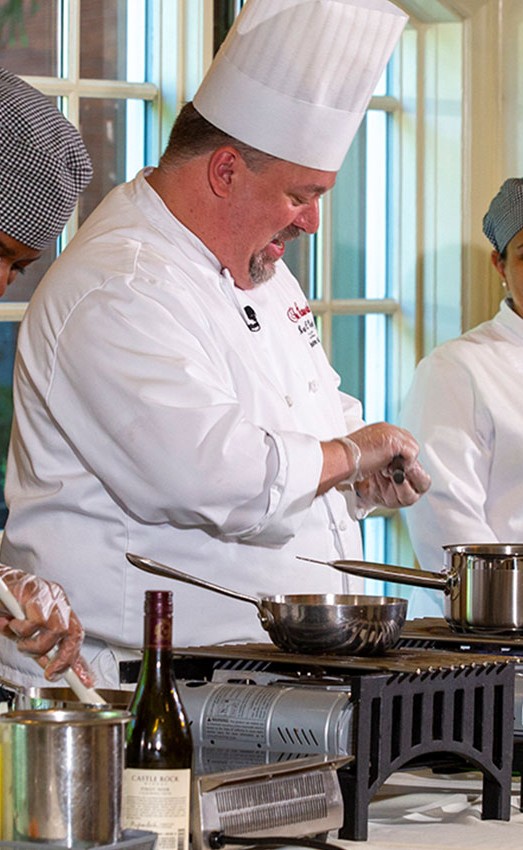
left=0, top=565, right=94, bottom=686
left=338, top=422, right=431, bottom=508
left=353, top=461, right=430, bottom=510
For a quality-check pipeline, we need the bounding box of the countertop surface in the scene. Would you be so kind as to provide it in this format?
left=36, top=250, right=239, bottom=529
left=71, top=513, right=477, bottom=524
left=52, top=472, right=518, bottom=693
left=281, top=770, right=523, bottom=850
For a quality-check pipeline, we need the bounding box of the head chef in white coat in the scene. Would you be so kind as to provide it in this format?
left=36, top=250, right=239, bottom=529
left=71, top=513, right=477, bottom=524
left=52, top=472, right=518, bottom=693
left=0, top=1, right=430, bottom=689
left=149, top=0, right=428, bottom=496
left=0, top=66, right=94, bottom=684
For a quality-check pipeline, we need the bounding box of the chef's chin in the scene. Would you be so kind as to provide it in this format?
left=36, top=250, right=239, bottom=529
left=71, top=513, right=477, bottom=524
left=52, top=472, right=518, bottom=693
left=249, top=251, right=277, bottom=286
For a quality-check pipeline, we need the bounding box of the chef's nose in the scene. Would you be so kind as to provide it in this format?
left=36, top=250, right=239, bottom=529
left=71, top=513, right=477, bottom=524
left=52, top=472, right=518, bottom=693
left=293, top=199, right=320, bottom=234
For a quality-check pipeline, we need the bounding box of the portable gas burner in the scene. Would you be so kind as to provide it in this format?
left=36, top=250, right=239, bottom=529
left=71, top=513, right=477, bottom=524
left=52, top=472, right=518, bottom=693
left=164, top=639, right=517, bottom=842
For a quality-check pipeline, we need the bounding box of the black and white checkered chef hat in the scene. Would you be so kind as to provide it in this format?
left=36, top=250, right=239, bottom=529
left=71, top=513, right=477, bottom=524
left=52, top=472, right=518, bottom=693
left=0, top=67, right=92, bottom=250
left=483, top=178, right=523, bottom=254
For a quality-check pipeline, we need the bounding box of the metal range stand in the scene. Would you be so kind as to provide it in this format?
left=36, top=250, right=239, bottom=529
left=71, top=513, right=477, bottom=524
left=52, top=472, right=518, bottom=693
left=396, top=617, right=523, bottom=819
left=170, top=645, right=516, bottom=842
left=340, top=661, right=515, bottom=840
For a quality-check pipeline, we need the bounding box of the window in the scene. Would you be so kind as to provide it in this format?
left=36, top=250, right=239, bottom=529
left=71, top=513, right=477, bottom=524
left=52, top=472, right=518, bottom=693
left=0, top=2, right=464, bottom=597
left=308, top=84, right=404, bottom=567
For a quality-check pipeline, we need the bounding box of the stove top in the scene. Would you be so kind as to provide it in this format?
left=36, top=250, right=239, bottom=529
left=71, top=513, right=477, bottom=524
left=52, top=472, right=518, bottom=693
left=172, top=633, right=519, bottom=675
left=399, top=617, right=523, bottom=655
left=170, top=624, right=518, bottom=841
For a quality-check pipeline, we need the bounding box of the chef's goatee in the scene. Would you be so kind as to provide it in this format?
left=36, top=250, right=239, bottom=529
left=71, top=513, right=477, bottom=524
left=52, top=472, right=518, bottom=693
left=193, top=0, right=408, bottom=172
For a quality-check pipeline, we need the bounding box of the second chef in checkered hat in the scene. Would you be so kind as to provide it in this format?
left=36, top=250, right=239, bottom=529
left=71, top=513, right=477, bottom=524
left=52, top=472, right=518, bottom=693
left=0, top=67, right=92, bottom=294
left=0, top=66, right=94, bottom=689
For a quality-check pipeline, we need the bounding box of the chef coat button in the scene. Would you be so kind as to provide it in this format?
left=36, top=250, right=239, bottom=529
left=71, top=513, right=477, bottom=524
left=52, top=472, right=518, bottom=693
left=285, top=395, right=294, bottom=407
left=308, top=380, right=318, bottom=393
left=339, top=520, right=348, bottom=531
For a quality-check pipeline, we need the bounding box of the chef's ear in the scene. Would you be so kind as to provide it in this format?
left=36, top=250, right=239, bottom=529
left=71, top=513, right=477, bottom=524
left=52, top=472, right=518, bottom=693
left=490, top=249, right=505, bottom=281
left=208, top=146, right=241, bottom=198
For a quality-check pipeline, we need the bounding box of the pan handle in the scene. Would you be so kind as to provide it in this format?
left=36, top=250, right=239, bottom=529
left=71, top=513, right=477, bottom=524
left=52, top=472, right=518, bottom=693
left=126, top=553, right=263, bottom=610
left=297, top=556, right=449, bottom=592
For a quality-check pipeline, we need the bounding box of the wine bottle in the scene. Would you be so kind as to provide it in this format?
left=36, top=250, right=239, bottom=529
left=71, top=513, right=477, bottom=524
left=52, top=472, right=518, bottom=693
left=122, top=590, right=193, bottom=850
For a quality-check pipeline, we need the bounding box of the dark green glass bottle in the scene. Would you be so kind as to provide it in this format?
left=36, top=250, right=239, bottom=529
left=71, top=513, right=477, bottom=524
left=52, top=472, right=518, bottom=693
left=122, top=590, right=193, bottom=850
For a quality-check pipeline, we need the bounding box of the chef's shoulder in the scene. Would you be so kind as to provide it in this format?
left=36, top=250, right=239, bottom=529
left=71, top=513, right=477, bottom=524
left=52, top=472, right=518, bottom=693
left=412, top=315, right=507, bottom=379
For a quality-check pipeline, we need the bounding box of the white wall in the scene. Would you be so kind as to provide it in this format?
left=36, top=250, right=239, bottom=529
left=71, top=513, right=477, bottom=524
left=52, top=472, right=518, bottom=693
left=463, top=0, right=523, bottom=329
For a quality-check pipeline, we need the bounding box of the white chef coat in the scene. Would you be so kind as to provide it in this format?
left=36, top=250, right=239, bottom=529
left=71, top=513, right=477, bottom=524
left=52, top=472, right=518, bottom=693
left=0, top=169, right=366, bottom=686
left=400, top=298, right=523, bottom=578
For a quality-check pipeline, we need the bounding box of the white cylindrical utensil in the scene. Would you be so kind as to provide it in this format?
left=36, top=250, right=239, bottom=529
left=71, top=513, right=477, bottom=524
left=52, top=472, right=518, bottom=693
left=0, top=576, right=106, bottom=705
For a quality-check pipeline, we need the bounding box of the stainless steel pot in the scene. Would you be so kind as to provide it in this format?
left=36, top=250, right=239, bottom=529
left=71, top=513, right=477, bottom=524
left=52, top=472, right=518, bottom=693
left=10, top=687, right=131, bottom=711
left=301, top=543, right=523, bottom=634
left=126, top=553, right=408, bottom=655
left=0, top=708, right=130, bottom=846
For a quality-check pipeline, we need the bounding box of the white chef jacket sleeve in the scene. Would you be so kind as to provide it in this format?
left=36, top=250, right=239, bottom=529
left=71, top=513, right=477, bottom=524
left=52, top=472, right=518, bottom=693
left=45, top=286, right=323, bottom=546
left=399, top=347, right=496, bottom=571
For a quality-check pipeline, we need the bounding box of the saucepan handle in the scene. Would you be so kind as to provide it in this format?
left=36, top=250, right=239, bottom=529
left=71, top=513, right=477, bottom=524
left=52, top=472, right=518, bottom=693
left=126, top=552, right=263, bottom=609
left=297, top=556, right=449, bottom=592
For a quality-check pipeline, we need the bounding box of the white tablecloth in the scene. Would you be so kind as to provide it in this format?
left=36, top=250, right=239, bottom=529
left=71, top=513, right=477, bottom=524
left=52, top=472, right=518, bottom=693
left=327, top=770, right=523, bottom=849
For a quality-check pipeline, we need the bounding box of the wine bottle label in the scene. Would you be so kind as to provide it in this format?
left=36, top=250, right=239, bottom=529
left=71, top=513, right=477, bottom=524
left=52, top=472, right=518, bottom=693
left=122, top=768, right=191, bottom=850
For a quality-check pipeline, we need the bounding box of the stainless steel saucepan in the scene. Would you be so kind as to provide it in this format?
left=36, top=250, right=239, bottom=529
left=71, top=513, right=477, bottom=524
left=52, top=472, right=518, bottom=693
left=126, top=553, right=408, bottom=656
left=300, top=543, right=523, bottom=634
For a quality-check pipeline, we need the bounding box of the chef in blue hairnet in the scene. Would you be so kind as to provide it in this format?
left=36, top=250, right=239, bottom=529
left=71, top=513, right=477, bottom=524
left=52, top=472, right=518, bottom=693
left=0, top=67, right=93, bottom=684
left=401, top=177, right=523, bottom=591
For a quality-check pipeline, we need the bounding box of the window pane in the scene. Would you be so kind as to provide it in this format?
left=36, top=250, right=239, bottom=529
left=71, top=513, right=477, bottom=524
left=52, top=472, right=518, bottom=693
left=80, top=0, right=147, bottom=82
left=331, top=114, right=388, bottom=300
left=284, top=195, right=328, bottom=299
left=332, top=121, right=366, bottom=299
left=372, top=67, right=388, bottom=97
left=0, top=1, right=59, bottom=77
left=365, top=111, right=387, bottom=298
left=0, top=323, right=18, bottom=527
left=332, top=313, right=386, bottom=421
left=213, top=1, right=242, bottom=54
left=79, top=98, right=146, bottom=221
left=364, top=313, right=386, bottom=423
left=284, top=237, right=315, bottom=299
left=332, top=314, right=364, bottom=401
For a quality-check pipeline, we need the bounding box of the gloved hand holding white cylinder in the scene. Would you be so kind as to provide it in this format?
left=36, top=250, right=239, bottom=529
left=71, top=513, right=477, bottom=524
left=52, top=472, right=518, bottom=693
left=0, top=564, right=94, bottom=688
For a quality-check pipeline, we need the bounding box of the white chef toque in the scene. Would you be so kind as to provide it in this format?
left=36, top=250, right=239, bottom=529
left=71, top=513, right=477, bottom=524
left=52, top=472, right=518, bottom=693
left=193, top=0, right=408, bottom=172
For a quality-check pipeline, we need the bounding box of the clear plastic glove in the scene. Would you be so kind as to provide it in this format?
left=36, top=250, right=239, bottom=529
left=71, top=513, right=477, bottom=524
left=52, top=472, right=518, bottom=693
left=354, top=460, right=431, bottom=510
left=0, top=565, right=94, bottom=686
left=339, top=422, right=431, bottom=508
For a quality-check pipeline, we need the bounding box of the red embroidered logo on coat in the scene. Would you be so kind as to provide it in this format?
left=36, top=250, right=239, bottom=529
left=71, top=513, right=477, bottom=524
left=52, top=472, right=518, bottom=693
left=287, top=301, right=320, bottom=348
left=287, top=302, right=312, bottom=322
